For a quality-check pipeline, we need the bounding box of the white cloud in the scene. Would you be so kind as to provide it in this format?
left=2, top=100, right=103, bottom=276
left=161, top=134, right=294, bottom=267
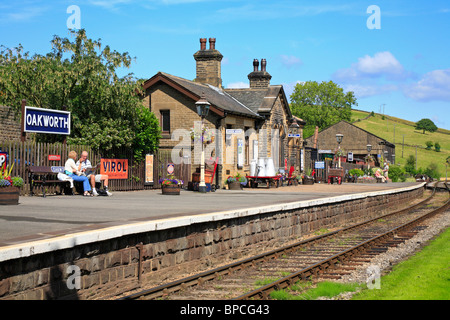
left=333, top=51, right=407, bottom=81
left=280, top=55, right=303, bottom=69
left=213, top=3, right=352, bottom=22
left=226, top=81, right=249, bottom=89
left=0, top=5, right=48, bottom=22
left=404, top=68, right=450, bottom=102
left=344, top=84, right=398, bottom=99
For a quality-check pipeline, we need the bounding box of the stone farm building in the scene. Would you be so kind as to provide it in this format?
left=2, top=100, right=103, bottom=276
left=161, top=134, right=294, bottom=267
left=305, top=120, right=395, bottom=167
left=141, top=38, right=305, bottom=188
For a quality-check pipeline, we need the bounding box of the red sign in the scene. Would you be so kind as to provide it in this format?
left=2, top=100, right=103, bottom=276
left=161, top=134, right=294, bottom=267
left=48, top=155, right=61, bottom=161
left=100, top=158, right=128, bottom=179
left=0, top=152, right=7, bottom=170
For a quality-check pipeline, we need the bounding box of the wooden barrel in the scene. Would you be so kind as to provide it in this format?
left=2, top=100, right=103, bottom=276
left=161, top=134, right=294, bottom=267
left=0, top=186, right=20, bottom=205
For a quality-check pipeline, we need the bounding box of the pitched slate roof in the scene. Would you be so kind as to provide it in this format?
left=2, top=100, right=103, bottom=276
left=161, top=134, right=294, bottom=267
left=225, top=86, right=289, bottom=115
left=144, top=72, right=263, bottom=119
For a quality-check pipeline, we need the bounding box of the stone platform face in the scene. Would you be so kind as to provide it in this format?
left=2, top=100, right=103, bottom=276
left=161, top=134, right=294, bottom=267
left=0, top=183, right=424, bottom=300
left=0, top=182, right=416, bottom=245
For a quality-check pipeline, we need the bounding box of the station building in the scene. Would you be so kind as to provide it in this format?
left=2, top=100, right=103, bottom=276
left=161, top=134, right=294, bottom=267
left=141, top=38, right=305, bottom=187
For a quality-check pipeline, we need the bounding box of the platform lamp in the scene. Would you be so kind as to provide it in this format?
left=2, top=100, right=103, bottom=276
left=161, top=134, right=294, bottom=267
left=195, top=93, right=210, bottom=193
left=367, top=144, right=372, bottom=170
left=289, top=119, right=300, bottom=169
left=336, top=134, right=343, bottom=168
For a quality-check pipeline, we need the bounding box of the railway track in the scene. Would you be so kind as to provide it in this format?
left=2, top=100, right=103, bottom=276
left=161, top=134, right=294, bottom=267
left=118, top=183, right=449, bottom=300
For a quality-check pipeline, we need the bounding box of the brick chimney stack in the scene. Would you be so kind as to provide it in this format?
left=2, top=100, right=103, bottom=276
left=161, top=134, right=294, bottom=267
left=194, top=37, right=223, bottom=88
left=248, top=58, right=272, bottom=89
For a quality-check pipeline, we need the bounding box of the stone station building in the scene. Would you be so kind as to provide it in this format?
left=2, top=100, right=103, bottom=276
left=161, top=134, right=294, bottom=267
left=141, top=38, right=305, bottom=188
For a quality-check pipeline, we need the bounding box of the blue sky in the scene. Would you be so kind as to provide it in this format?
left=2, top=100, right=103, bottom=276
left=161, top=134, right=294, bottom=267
left=1, top=0, right=449, bottom=129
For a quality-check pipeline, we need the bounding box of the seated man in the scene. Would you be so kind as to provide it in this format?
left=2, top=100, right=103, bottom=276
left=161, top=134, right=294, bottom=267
left=76, top=151, right=112, bottom=196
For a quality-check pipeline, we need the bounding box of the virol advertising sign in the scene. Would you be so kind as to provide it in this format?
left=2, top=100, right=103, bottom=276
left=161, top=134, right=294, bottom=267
left=100, top=158, right=128, bottom=179
left=24, top=106, right=71, bottom=135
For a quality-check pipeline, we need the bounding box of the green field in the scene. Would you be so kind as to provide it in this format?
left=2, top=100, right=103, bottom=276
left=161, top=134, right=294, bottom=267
left=351, top=109, right=450, bottom=178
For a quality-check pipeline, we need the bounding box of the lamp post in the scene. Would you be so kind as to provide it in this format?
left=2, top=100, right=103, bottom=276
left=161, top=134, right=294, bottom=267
left=336, top=134, right=343, bottom=168
left=195, top=94, right=210, bottom=193
left=289, top=119, right=300, bottom=169
left=367, top=144, right=372, bottom=170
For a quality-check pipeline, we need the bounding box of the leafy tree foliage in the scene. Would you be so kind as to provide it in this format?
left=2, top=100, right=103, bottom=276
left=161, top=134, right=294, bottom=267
left=415, top=118, right=437, bottom=134
left=290, top=81, right=357, bottom=138
left=0, top=29, right=160, bottom=161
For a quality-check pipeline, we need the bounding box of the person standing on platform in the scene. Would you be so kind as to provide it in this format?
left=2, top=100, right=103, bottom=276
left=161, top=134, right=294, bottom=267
left=383, top=162, right=390, bottom=183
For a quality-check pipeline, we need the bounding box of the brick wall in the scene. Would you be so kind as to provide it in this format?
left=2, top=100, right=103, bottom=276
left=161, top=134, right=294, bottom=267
left=0, top=185, right=424, bottom=300
left=0, top=106, right=21, bottom=141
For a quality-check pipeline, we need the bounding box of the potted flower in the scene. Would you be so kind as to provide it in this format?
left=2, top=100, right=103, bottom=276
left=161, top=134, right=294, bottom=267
left=226, top=173, right=247, bottom=190
left=302, top=168, right=315, bottom=185
left=159, top=174, right=183, bottom=195
left=1, top=164, right=24, bottom=205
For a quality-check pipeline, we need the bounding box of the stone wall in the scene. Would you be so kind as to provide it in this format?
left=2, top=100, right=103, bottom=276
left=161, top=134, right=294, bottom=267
left=0, top=106, right=21, bottom=142
left=0, top=185, right=424, bottom=300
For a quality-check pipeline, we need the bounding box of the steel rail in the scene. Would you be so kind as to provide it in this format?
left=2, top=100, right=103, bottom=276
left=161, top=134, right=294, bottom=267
left=235, top=184, right=449, bottom=300
left=118, top=184, right=439, bottom=300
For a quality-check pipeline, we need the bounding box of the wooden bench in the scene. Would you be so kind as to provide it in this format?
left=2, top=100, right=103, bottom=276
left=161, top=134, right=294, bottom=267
left=28, top=166, right=71, bottom=197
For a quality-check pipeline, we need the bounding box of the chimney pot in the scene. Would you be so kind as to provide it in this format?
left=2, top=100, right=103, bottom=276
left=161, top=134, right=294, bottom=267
left=209, top=38, right=216, bottom=50
left=200, top=38, right=207, bottom=50
left=253, top=59, right=259, bottom=72
left=261, top=59, right=267, bottom=72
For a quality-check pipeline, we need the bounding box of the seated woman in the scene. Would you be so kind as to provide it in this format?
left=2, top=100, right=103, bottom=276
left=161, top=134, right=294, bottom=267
left=64, top=150, right=92, bottom=196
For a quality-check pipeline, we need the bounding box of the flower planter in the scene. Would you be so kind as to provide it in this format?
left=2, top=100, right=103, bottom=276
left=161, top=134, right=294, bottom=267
left=161, top=184, right=181, bottom=195
left=0, top=186, right=20, bottom=205
left=228, top=181, right=242, bottom=190
left=302, top=178, right=315, bottom=185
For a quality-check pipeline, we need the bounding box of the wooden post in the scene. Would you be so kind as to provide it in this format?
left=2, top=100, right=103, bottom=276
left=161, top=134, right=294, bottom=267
left=20, top=99, right=26, bottom=142
left=62, top=105, right=67, bottom=145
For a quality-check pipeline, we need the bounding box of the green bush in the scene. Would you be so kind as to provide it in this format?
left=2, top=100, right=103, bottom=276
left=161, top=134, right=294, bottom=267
left=404, top=155, right=416, bottom=174
left=424, top=163, right=440, bottom=180
left=349, top=169, right=364, bottom=177
left=425, top=141, right=433, bottom=150
left=388, top=165, right=406, bottom=182
left=434, top=142, right=441, bottom=152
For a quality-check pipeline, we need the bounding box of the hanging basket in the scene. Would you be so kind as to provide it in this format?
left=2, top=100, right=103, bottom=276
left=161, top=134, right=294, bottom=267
left=0, top=186, right=20, bottom=205
left=161, top=184, right=181, bottom=195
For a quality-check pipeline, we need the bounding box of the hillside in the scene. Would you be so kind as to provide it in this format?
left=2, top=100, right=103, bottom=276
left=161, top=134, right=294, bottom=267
left=351, top=109, right=450, bottom=179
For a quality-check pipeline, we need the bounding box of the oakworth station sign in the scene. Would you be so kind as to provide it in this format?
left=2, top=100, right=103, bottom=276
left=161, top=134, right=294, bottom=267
left=23, top=106, right=71, bottom=135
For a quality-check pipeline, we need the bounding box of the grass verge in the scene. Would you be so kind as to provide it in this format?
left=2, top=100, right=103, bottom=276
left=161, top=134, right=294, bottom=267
left=352, top=226, right=450, bottom=300
left=267, top=226, right=450, bottom=300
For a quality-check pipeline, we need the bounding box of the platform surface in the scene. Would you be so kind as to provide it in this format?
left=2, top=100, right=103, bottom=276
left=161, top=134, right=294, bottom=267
left=0, top=182, right=419, bottom=249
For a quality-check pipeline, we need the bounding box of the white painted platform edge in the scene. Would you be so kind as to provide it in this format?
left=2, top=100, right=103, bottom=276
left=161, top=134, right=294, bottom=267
left=0, top=182, right=426, bottom=262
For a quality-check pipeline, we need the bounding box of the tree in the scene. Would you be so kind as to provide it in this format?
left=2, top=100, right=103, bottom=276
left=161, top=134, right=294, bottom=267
left=289, top=80, right=357, bottom=138
left=415, top=118, right=437, bottom=134
left=0, top=29, right=160, bottom=160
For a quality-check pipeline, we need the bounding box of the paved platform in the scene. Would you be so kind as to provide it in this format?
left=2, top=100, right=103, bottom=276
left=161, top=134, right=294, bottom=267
left=0, top=182, right=419, bottom=249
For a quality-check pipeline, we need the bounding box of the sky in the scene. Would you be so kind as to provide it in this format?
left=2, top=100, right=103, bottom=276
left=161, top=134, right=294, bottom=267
left=1, top=0, right=449, bottom=129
